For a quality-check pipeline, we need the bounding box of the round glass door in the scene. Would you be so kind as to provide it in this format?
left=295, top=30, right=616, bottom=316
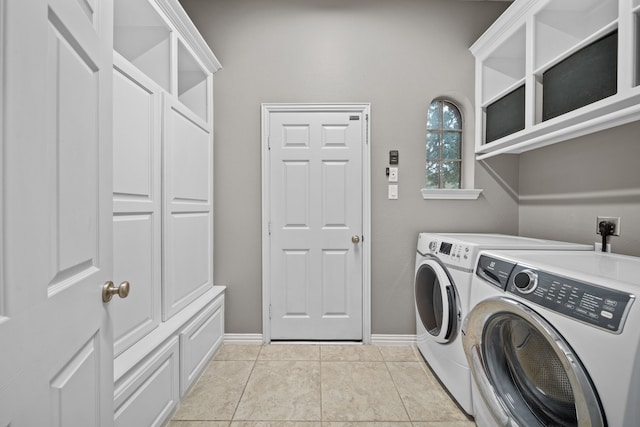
left=464, top=298, right=605, bottom=427
left=414, top=259, right=458, bottom=343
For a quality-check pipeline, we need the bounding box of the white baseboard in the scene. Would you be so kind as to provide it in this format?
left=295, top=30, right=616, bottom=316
left=223, top=333, right=417, bottom=346
left=370, top=334, right=417, bottom=345
left=224, top=333, right=264, bottom=344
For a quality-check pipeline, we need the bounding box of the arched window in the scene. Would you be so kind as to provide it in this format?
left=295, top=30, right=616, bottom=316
left=426, top=100, right=462, bottom=189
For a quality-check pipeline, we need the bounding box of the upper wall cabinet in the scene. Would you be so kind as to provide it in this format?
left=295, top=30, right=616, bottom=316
left=114, top=0, right=221, bottom=123
left=471, top=0, right=640, bottom=159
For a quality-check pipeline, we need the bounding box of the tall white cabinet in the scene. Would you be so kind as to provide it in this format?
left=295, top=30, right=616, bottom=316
left=111, top=0, right=223, bottom=425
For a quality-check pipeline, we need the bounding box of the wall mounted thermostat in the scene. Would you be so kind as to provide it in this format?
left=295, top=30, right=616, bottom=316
left=389, top=150, right=399, bottom=165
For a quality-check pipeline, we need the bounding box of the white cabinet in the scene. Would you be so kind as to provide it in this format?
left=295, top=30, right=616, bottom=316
left=114, top=338, right=180, bottom=427
left=113, top=54, right=163, bottom=358
left=163, top=96, right=214, bottom=320
left=112, top=0, right=223, bottom=425
left=471, top=0, right=640, bottom=159
left=179, top=294, right=225, bottom=397
left=113, top=288, right=225, bottom=426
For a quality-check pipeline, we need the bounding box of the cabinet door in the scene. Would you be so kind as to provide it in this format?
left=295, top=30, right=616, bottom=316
left=163, top=95, right=214, bottom=320
left=112, top=54, right=163, bottom=356
left=114, top=338, right=180, bottom=427
left=180, top=295, right=225, bottom=396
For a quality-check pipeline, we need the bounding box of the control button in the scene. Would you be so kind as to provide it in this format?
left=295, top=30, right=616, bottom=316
left=588, top=312, right=599, bottom=319
left=601, top=311, right=613, bottom=319
left=513, top=270, right=537, bottom=294
left=605, top=299, right=618, bottom=307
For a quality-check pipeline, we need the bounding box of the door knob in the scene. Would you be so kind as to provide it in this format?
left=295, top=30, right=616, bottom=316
left=352, top=235, right=361, bottom=244
left=102, top=281, right=130, bottom=303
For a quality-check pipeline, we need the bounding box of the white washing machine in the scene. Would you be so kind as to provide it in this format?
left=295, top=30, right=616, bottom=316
left=465, top=250, right=640, bottom=427
left=414, top=233, right=593, bottom=416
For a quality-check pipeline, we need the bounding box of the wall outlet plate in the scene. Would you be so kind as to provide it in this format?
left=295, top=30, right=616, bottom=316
left=596, top=216, right=621, bottom=236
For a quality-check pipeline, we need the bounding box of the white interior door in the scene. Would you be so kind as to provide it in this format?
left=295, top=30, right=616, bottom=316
left=264, top=105, right=369, bottom=341
left=0, top=0, right=115, bottom=425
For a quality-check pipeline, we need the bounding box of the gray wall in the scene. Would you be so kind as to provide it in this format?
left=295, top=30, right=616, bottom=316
left=180, top=0, right=516, bottom=335
left=518, top=121, right=640, bottom=257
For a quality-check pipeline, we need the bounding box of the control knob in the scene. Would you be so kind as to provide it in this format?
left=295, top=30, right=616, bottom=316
left=513, top=269, right=538, bottom=294
left=428, top=241, right=438, bottom=252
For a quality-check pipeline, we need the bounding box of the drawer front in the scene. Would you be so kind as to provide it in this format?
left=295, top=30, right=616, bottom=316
left=114, top=338, right=179, bottom=427
left=180, top=295, right=224, bottom=396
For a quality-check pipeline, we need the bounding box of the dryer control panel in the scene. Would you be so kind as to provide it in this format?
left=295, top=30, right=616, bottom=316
left=417, top=235, right=474, bottom=269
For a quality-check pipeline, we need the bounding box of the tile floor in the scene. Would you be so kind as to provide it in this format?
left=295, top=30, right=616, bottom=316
left=169, top=344, right=475, bottom=427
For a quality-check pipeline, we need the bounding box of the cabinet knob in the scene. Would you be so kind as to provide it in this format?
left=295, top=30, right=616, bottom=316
left=102, top=281, right=130, bottom=303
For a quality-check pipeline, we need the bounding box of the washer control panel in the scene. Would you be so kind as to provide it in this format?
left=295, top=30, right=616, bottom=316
left=477, top=255, right=635, bottom=334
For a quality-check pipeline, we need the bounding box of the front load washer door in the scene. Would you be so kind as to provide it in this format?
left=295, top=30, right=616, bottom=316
left=463, top=297, right=605, bottom=427
left=414, top=257, right=459, bottom=343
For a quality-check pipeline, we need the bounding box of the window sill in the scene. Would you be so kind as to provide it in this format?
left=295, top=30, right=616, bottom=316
left=421, top=188, right=483, bottom=200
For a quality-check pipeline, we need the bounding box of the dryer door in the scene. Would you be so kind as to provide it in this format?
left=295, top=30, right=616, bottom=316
left=463, top=297, right=604, bottom=427
left=414, top=258, right=459, bottom=343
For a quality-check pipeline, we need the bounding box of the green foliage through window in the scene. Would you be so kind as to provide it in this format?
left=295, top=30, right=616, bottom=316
left=426, top=100, right=462, bottom=189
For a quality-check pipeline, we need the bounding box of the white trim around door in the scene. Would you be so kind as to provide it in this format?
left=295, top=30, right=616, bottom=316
left=261, top=103, right=371, bottom=344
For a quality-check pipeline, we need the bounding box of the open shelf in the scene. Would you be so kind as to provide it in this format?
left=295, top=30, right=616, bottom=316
left=114, top=0, right=171, bottom=92
left=481, top=26, right=526, bottom=104
left=178, top=40, right=209, bottom=122
left=472, top=0, right=640, bottom=158
left=534, top=0, right=618, bottom=71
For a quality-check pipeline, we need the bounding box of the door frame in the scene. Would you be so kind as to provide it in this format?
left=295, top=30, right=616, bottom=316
left=261, top=103, right=371, bottom=344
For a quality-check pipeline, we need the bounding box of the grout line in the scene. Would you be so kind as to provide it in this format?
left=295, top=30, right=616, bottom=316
left=384, top=358, right=413, bottom=423
left=319, top=350, right=323, bottom=424
left=228, top=345, right=261, bottom=422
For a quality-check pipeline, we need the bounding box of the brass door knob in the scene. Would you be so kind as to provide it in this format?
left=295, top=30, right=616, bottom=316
left=102, top=281, right=130, bottom=303
left=352, top=235, right=361, bottom=244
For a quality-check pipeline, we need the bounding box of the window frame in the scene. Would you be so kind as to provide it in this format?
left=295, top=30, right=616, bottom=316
left=426, top=100, right=463, bottom=189
left=421, top=95, right=482, bottom=200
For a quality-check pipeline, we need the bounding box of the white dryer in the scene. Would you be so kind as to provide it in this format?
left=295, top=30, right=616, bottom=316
left=465, top=250, right=640, bottom=427
left=414, top=233, right=592, bottom=416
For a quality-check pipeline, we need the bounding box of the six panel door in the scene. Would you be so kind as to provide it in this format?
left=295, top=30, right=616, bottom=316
left=269, top=110, right=364, bottom=340
left=0, top=0, right=115, bottom=424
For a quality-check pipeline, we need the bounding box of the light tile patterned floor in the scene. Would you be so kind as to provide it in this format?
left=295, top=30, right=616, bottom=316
left=169, top=344, right=475, bottom=427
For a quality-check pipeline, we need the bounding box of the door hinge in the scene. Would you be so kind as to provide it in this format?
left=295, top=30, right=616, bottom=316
left=269, top=304, right=272, bottom=319
left=268, top=221, right=272, bottom=236
left=365, top=114, right=369, bottom=144
left=267, top=135, right=271, bottom=150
